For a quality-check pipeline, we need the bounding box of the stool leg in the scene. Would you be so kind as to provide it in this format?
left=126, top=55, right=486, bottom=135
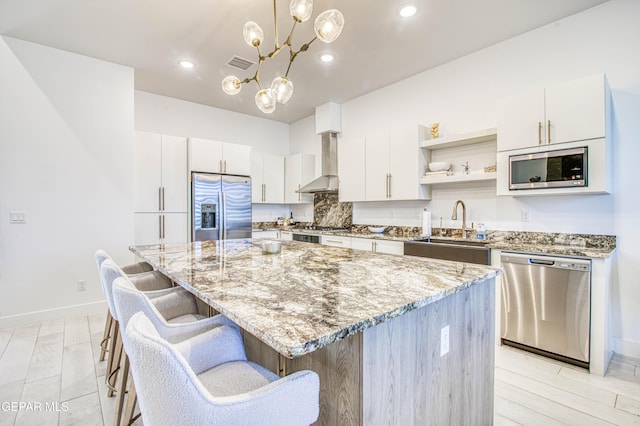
left=100, top=311, right=113, bottom=362
left=123, top=375, right=139, bottom=426
left=107, top=322, right=122, bottom=397
left=105, top=320, right=119, bottom=390
left=113, top=352, right=130, bottom=426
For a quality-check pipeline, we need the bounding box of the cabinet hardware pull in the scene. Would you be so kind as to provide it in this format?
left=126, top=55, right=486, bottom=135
left=262, top=184, right=266, bottom=202
left=161, top=187, right=165, bottom=211
left=158, top=187, right=162, bottom=211
left=162, top=215, right=165, bottom=239
left=298, top=184, right=301, bottom=202
left=326, top=239, right=343, bottom=244
left=224, top=160, right=227, bottom=173
left=388, top=174, right=391, bottom=198
left=219, top=160, right=223, bottom=173
left=159, top=215, right=162, bottom=239
left=372, top=241, right=377, bottom=252
left=547, top=120, right=551, bottom=144
left=538, top=122, right=542, bottom=145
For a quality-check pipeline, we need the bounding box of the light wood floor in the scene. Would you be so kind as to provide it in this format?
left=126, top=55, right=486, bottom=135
left=1, top=313, right=639, bottom=425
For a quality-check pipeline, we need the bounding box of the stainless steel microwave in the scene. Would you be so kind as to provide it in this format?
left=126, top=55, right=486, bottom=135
left=509, top=146, right=587, bottom=190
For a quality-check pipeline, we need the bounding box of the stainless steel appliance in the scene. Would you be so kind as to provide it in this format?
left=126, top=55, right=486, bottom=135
left=191, top=172, right=252, bottom=241
left=404, top=238, right=491, bottom=265
left=509, top=146, right=587, bottom=190
left=292, top=233, right=320, bottom=244
left=500, top=252, right=591, bottom=368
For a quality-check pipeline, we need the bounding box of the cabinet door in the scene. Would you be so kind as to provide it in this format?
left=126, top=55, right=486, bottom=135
left=545, top=74, right=605, bottom=145
left=365, top=134, right=390, bottom=201
left=251, top=154, right=265, bottom=203
left=389, top=127, right=419, bottom=200
left=161, top=135, right=188, bottom=212
left=497, top=89, right=545, bottom=151
left=134, top=213, right=162, bottom=245
left=262, top=154, right=285, bottom=203
left=338, top=137, right=366, bottom=202
left=285, top=153, right=314, bottom=204
left=321, top=235, right=351, bottom=248
left=223, top=143, right=252, bottom=176
left=163, top=213, right=189, bottom=244
left=350, top=237, right=374, bottom=252
left=280, top=231, right=293, bottom=241
left=134, top=132, right=162, bottom=212
left=189, top=137, right=223, bottom=173
left=375, top=240, right=404, bottom=255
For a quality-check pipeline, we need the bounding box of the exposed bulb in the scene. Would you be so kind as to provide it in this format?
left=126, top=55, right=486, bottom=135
left=289, top=0, right=314, bottom=22
left=314, top=9, right=344, bottom=43
left=221, top=76, right=242, bottom=95
left=243, top=21, right=264, bottom=47
left=255, top=89, right=276, bottom=113
left=271, top=76, right=294, bottom=104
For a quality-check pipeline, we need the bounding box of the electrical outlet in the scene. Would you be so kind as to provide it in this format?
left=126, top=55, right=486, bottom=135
left=440, top=325, right=450, bottom=356
left=10, top=211, right=27, bottom=224
left=521, top=210, right=530, bottom=222
left=77, top=280, right=86, bottom=292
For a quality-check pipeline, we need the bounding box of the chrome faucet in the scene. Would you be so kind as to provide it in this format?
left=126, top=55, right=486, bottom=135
left=451, top=200, right=467, bottom=239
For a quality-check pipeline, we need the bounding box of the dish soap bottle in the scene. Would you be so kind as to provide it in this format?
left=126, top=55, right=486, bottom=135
left=476, top=223, right=486, bottom=240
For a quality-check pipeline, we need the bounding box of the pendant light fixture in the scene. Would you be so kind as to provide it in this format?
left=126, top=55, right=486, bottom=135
left=221, top=0, right=344, bottom=114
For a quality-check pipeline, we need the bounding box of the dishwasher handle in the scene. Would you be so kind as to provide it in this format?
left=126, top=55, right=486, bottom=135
left=529, top=258, right=555, bottom=266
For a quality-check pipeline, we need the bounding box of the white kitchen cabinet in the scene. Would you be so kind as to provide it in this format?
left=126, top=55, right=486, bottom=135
left=365, top=134, right=389, bottom=200
left=351, top=237, right=404, bottom=255
left=338, top=136, right=366, bottom=202
left=188, top=137, right=252, bottom=176
left=320, top=235, right=351, bottom=248
left=252, top=153, right=285, bottom=204
left=285, top=153, right=315, bottom=204
left=497, top=73, right=607, bottom=152
left=252, top=229, right=280, bottom=239
left=134, top=212, right=189, bottom=245
left=134, top=132, right=188, bottom=213
left=280, top=231, right=293, bottom=241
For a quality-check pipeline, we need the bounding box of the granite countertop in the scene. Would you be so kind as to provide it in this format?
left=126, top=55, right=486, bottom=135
left=130, top=239, right=500, bottom=358
left=255, top=226, right=616, bottom=259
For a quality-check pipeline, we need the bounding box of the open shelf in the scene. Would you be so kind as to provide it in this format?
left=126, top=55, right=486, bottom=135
left=420, top=172, right=497, bottom=185
left=419, top=127, right=497, bottom=150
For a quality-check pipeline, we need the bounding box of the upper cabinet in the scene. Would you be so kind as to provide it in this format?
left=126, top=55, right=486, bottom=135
left=285, top=153, right=315, bottom=204
left=252, top=153, right=285, bottom=204
left=340, top=126, right=429, bottom=202
left=134, top=132, right=188, bottom=213
left=497, top=73, right=607, bottom=152
left=188, top=137, right=252, bottom=176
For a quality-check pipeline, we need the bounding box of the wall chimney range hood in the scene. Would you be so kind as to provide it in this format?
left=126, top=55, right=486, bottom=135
left=296, top=132, right=339, bottom=193
left=297, top=102, right=341, bottom=194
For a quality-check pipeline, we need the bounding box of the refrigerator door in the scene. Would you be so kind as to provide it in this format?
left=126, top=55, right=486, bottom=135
left=192, top=173, right=221, bottom=241
left=221, top=175, right=252, bottom=239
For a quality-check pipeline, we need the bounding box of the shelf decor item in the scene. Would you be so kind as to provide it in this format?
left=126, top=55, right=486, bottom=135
left=221, top=0, right=345, bottom=114
left=430, top=123, right=440, bottom=139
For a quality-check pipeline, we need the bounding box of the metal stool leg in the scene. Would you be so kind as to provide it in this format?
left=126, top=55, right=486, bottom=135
left=100, top=311, right=113, bottom=362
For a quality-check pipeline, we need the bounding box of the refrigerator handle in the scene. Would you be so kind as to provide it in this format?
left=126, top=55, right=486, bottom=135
left=221, top=191, right=227, bottom=239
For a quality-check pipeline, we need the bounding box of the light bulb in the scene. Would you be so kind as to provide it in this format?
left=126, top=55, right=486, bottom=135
left=314, top=9, right=344, bottom=43
left=243, top=21, right=264, bottom=47
left=255, top=89, right=276, bottom=113
left=398, top=4, right=418, bottom=18
left=221, top=76, right=242, bottom=95
left=271, top=76, right=294, bottom=104
left=289, top=0, right=313, bottom=22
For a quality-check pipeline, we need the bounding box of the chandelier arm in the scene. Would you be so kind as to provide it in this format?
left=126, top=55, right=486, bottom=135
left=284, top=36, right=318, bottom=77
left=273, top=0, right=280, bottom=50
left=284, top=19, right=298, bottom=48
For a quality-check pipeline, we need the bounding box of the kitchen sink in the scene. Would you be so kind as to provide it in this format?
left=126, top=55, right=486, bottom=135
left=404, top=238, right=491, bottom=265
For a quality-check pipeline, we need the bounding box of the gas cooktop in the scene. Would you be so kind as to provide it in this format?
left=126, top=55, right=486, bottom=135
left=294, top=226, right=350, bottom=233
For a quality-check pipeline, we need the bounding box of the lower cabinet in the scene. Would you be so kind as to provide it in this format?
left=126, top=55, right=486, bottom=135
left=252, top=230, right=280, bottom=239
left=134, top=213, right=189, bottom=245
left=280, top=231, right=293, bottom=241
left=351, top=237, right=404, bottom=255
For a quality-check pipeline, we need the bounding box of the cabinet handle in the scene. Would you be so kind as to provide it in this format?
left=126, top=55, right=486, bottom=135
left=372, top=241, right=377, bottom=252
left=547, top=120, right=551, bottom=144
left=224, top=160, right=227, bottom=173
left=326, top=239, right=343, bottom=244
left=161, top=187, right=165, bottom=211
left=162, top=215, right=166, bottom=239
left=158, top=187, right=162, bottom=210
left=219, top=160, right=223, bottom=173
left=388, top=174, right=392, bottom=198
left=538, top=122, right=542, bottom=145
left=298, top=184, right=301, bottom=202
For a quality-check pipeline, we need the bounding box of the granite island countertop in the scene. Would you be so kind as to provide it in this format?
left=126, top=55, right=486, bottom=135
left=130, top=239, right=500, bottom=358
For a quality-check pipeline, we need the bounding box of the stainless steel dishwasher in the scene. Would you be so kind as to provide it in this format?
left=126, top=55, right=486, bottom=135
left=500, top=252, right=591, bottom=368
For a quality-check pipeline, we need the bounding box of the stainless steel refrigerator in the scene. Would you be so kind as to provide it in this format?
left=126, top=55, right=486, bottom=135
left=191, top=172, right=252, bottom=241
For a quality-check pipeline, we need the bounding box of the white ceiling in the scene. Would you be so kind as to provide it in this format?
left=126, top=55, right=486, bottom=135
left=0, top=0, right=608, bottom=123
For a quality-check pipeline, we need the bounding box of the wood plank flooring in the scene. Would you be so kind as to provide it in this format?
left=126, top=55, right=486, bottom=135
left=1, top=312, right=639, bottom=425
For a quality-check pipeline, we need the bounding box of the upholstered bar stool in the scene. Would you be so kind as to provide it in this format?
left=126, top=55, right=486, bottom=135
left=95, top=250, right=173, bottom=397
left=125, top=311, right=320, bottom=426
left=106, top=263, right=236, bottom=426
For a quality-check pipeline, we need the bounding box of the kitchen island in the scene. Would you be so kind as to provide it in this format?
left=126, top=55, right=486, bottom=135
left=130, top=239, right=500, bottom=425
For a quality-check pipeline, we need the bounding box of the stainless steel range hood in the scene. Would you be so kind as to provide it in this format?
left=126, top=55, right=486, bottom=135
left=296, top=132, right=339, bottom=193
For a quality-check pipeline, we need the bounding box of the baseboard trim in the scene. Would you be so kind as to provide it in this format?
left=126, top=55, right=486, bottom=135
left=0, top=301, right=107, bottom=329
left=613, top=336, right=640, bottom=359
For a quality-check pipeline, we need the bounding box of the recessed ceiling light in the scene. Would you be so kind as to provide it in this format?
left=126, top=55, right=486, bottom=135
left=398, top=4, right=418, bottom=18
left=178, top=60, right=195, bottom=69
left=319, top=53, right=335, bottom=63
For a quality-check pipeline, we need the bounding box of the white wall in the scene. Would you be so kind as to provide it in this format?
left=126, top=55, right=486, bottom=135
left=0, top=36, right=134, bottom=318
left=290, top=0, right=640, bottom=356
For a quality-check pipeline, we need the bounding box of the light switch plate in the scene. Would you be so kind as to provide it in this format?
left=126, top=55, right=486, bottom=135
left=10, top=211, right=27, bottom=224
left=440, top=325, right=450, bottom=356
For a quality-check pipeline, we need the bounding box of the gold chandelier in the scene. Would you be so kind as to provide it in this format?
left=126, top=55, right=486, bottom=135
left=221, top=0, right=345, bottom=114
